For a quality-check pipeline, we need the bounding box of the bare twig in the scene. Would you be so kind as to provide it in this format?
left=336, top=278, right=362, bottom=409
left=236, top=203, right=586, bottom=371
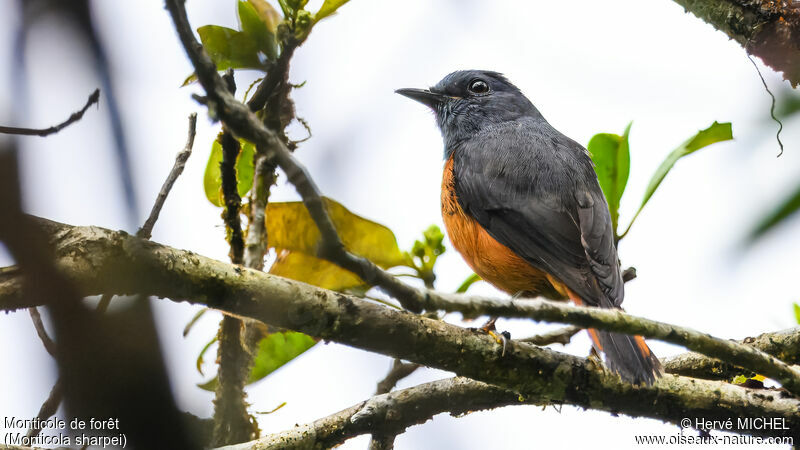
left=0, top=89, right=99, bottom=137
left=25, top=379, right=63, bottom=439
left=375, top=359, right=421, bottom=395
left=746, top=51, right=784, bottom=157
left=25, top=307, right=59, bottom=438
left=97, top=112, right=197, bottom=310
left=246, top=40, right=298, bottom=112
left=139, top=113, right=197, bottom=239
left=518, top=325, right=581, bottom=346
left=243, top=153, right=275, bottom=269
left=28, top=307, right=56, bottom=356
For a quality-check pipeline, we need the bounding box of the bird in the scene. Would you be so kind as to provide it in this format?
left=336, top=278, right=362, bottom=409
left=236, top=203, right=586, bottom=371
left=396, top=70, right=662, bottom=385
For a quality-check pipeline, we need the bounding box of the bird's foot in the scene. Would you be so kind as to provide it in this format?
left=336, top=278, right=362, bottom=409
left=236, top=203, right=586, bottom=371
left=478, top=317, right=511, bottom=356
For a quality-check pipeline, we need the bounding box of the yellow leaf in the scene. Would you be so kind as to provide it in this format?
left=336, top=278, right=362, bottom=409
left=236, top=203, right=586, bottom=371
left=269, top=251, right=364, bottom=291
left=266, top=197, right=406, bottom=268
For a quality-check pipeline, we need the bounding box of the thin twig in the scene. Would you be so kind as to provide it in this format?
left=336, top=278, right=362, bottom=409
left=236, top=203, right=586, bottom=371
left=518, top=325, right=581, bottom=346
left=0, top=89, right=100, bottom=137
left=28, top=307, right=56, bottom=356
left=138, top=113, right=197, bottom=240
left=747, top=52, right=784, bottom=157
left=97, top=113, right=197, bottom=310
left=375, top=359, right=421, bottom=395
left=25, top=380, right=63, bottom=438
left=243, top=153, right=275, bottom=269
left=25, top=307, right=60, bottom=438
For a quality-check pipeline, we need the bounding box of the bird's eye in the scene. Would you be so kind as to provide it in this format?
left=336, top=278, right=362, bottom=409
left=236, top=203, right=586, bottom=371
left=468, top=79, right=489, bottom=94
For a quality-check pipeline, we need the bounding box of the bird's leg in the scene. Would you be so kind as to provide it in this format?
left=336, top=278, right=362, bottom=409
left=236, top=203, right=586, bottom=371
left=478, top=317, right=511, bottom=356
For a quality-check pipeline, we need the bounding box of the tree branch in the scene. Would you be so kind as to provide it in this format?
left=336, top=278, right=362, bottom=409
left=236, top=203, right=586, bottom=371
left=672, top=0, right=800, bottom=86
left=164, top=0, right=430, bottom=313
left=0, top=89, right=100, bottom=137
left=420, top=292, right=800, bottom=397
left=1, top=219, right=798, bottom=440
left=375, top=359, right=421, bottom=395
left=663, top=327, right=800, bottom=380
left=215, top=377, right=541, bottom=450
left=138, top=112, right=197, bottom=240
left=517, top=325, right=582, bottom=346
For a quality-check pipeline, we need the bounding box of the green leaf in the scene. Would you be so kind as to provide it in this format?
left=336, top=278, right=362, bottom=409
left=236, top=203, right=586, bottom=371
left=747, top=182, right=800, bottom=242
left=237, top=140, right=256, bottom=197
left=198, top=331, right=316, bottom=390
left=238, top=0, right=279, bottom=61
left=266, top=198, right=407, bottom=268
left=203, top=137, right=256, bottom=207
left=587, top=122, right=631, bottom=236
left=197, top=25, right=268, bottom=71
left=249, top=331, right=317, bottom=383
left=276, top=0, right=293, bottom=18
left=181, top=73, right=198, bottom=87
left=794, top=303, right=800, bottom=325
left=621, top=122, right=732, bottom=237
left=456, top=273, right=481, bottom=294
left=203, top=140, right=225, bottom=207
left=314, top=0, right=350, bottom=22
left=246, top=0, right=283, bottom=32
left=196, top=336, right=218, bottom=376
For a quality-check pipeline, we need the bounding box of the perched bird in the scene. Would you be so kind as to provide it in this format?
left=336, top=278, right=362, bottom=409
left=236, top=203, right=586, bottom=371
left=396, top=70, right=662, bottom=384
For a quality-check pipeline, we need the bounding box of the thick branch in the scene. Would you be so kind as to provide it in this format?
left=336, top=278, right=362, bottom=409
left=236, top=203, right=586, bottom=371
left=663, top=327, right=800, bottom=380
left=422, top=292, right=800, bottom=396
left=216, top=377, right=542, bottom=450
left=1, top=219, right=798, bottom=439
left=672, top=0, right=800, bottom=86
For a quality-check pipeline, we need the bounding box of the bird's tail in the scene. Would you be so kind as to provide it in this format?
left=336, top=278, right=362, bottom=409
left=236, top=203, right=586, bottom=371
left=570, top=293, right=662, bottom=385
left=587, top=328, right=662, bottom=385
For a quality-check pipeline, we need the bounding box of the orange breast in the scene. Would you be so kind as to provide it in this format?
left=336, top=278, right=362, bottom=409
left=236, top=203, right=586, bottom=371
left=441, top=156, right=565, bottom=299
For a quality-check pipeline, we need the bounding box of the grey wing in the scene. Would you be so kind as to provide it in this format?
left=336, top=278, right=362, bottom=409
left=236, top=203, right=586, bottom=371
left=452, top=124, right=623, bottom=307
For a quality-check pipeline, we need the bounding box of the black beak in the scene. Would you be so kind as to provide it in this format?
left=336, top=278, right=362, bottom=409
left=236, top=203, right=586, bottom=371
left=395, top=88, right=446, bottom=109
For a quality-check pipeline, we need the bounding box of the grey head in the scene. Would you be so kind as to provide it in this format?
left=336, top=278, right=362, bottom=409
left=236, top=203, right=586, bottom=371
left=396, top=70, right=544, bottom=153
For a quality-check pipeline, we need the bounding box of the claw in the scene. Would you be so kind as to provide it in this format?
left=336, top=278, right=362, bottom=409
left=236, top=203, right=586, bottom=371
left=480, top=318, right=511, bottom=356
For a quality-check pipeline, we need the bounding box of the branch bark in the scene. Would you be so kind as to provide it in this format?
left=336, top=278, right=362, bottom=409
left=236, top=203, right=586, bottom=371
left=421, top=292, right=800, bottom=396
left=663, top=326, right=800, bottom=380
left=672, top=0, right=800, bottom=86
left=1, top=219, right=798, bottom=441
left=215, top=377, right=542, bottom=450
